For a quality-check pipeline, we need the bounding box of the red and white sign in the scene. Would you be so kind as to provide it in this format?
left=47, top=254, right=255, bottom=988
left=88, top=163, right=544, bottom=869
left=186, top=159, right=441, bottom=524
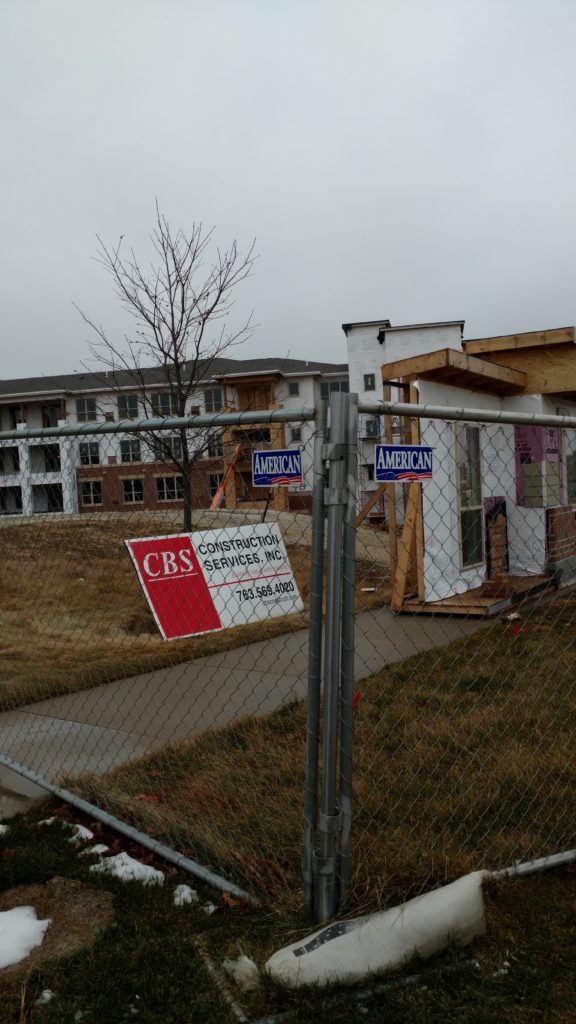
left=126, top=523, right=303, bottom=640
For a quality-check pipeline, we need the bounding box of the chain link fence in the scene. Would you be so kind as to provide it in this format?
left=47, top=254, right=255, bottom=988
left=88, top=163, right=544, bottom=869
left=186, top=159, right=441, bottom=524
left=347, top=401, right=576, bottom=916
left=0, top=399, right=575, bottom=925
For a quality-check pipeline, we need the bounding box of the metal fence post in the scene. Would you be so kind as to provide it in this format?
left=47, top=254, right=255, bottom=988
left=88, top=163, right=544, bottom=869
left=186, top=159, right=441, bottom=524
left=303, top=399, right=328, bottom=912
left=315, top=391, right=348, bottom=923
left=338, top=392, right=358, bottom=907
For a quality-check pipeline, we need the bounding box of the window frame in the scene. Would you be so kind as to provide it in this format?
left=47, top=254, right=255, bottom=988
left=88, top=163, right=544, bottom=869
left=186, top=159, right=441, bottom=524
left=76, top=397, right=97, bottom=423
left=120, top=439, right=142, bottom=464
left=118, top=394, right=139, bottom=420
left=204, top=386, right=223, bottom=413
left=363, top=373, right=376, bottom=392
left=288, top=381, right=300, bottom=397
left=80, top=479, right=102, bottom=506
left=455, top=424, right=484, bottom=569
left=122, top=477, right=144, bottom=504
left=151, top=392, right=178, bottom=419
left=155, top=475, right=184, bottom=502
left=79, top=441, right=100, bottom=466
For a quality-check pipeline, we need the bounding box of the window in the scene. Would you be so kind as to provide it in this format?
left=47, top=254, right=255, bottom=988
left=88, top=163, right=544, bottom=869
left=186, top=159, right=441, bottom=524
left=365, top=417, right=380, bottom=438
left=455, top=425, right=483, bottom=568
left=320, top=380, right=349, bottom=400
left=120, top=439, right=141, bottom=463
left=122, top=478, right=144, bottom=504
left=42, top=404, right=59, bottom=428
left=81, top=480, right=102, bottom=506
left=288, top=381, right=300, bottom=397
left=0, top=448, right=19, bottom=474
left=291, top=426, right=302, bottom=442
left=208, top=473, right=223, bottom=499
left=207, top=432, right=223, bottom=459
left=118, top=395, right=139, bottom=420
left=44, top=444, right=61, bottom=472
left=156, top=475, right=183, bottom=501
left=367, top=464, right=375, bottom=481
left=151, top=392, right=178, bottom=418
left=204, top=387, right=223, bottom=413
left=76, top=398, right=97, bottom=422
left=153, top=434, right=182, bottom=462
left=79, top=442, right=100, bottom=466
left=363, top=373, right=376, bottom=392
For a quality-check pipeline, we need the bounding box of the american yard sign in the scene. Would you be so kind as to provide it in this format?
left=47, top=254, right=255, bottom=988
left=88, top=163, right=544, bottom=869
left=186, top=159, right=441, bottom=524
left=374, top=444, right=433, bottom=482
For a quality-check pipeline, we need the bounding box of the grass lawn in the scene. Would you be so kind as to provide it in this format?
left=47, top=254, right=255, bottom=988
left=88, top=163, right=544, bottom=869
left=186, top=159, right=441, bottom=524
left=0, top=802, right=574, bottom=1023
left=73, top=596, right=576, bottom=918
left=0, top=515, right=389, bottom=711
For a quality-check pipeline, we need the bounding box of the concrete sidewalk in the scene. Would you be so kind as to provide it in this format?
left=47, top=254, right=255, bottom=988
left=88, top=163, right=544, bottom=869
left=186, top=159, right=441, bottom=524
left=0, top=608, right=478, bottom=793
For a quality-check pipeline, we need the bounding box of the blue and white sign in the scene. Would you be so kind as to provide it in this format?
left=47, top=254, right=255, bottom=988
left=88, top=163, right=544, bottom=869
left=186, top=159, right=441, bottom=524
left=374, top=444, right=433, bottom=482
left=252, top=449, right=303, bottom=487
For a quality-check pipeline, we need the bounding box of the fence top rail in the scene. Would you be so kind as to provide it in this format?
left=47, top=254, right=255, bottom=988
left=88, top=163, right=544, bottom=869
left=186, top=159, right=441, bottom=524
left=4, top=398, right=576, bottom=442
left=0, top=406, right=317, bottom=442
left=358, top=399, right=576, bottom=430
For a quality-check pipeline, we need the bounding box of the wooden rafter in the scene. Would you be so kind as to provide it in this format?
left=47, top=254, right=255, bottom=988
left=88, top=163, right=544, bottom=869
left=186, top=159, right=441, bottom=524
left=380, top=348, right=527, bottom=396
left=463, top=326, right=574, bottom=356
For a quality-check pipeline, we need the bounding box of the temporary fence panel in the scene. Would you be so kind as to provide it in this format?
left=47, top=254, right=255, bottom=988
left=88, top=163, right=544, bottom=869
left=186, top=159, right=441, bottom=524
left=1, top=398, right=576, bottom=926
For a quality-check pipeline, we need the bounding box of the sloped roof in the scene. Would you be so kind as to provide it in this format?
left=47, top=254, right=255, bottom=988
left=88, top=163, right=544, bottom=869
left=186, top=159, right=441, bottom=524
left=0, top=356, right=348, bottom=400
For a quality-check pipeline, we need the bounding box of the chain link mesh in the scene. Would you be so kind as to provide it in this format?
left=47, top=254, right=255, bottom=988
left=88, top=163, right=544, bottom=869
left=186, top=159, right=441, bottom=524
left=1, top=406, right=575, bottom=919
left=350, top=408, right=576, bottom=911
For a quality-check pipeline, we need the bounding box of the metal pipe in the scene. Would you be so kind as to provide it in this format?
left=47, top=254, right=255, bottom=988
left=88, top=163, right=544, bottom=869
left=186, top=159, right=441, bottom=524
left=303, top=399, right=328, bottom=913
left=338, top=393, right=359, bottom=907
left=491, top=848, right=576, bottom=880
left=358, top=399, right=576, bottom=429
left=0, top=407, right=316, bottom=442
left=0, top=753, right=256, bottom=904
left=316, top=392, right=348, bottom=923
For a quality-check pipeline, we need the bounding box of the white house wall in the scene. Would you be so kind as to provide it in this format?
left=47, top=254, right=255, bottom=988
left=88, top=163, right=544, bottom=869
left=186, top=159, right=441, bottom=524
left=347, top=323, right=463, bottom=402
left=417, top=381, right=561, bottom=602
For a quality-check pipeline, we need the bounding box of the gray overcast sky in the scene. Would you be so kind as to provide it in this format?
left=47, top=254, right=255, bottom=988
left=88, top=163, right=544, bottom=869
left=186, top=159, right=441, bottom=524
left=2, top=0, right=575, bottom=378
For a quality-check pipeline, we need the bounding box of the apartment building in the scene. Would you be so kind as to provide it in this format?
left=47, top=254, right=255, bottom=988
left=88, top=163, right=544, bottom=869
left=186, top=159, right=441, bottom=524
left=0, top=357, right=348, bottom=517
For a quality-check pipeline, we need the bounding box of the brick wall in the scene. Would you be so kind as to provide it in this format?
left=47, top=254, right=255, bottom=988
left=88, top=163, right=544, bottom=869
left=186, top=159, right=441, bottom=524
left=76, top=461, right=217, bottom=514
left=546, top=505, right=576, bottom=562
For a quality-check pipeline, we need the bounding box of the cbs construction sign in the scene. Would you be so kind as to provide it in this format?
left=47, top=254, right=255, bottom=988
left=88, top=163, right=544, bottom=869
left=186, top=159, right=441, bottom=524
left=126, top=523, right=303, bottom=640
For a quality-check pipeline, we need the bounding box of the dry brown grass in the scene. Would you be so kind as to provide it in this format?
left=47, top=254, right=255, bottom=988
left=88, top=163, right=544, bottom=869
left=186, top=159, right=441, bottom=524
left=73, top=597, right=576, bottom=918
left=0, top=516, right=389, bottom=710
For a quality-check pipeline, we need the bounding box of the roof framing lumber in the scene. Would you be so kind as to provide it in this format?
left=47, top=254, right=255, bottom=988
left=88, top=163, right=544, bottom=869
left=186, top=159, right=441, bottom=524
left=380, top=348, right=527, bottom=396
left=463, top=327, right=574, bottom=355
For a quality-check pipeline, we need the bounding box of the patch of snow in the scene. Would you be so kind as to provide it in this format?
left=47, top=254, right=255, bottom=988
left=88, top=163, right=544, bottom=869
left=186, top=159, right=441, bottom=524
left=0, top=824, right=9, bottom=835
left=38, top=818, right=56, bottom=826
left=89, top=852, right=164, bottom=885
left=69, top=824, right=94, bottom=842
left=222, top=955, right=260, bottom=992
left=35, top=990, right=55, bottom=1005
left=0, top=907, right=51, bottom=969
left=173, top=884, right=198, bottom=906
left=201, top=902, right=217, bottom=915
left=79, top=844, right=109, bottom=857
left=266, top=871, right=487, bottom=988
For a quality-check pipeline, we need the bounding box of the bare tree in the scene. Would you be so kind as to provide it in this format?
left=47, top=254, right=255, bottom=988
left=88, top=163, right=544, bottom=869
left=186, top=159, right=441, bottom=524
left=76, top=203, right=256, bottom=529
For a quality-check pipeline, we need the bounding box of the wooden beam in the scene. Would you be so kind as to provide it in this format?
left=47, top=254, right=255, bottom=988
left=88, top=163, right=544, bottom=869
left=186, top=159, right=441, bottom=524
left=409, top=383, right=425, bottom=603
left=463, top=327, right=574, bottom=356
left=381, top=349, right=527, bottom=392
left=390, top=482, right=419, bottom=612
left=382, top=384, right=398, bottom=571
left=355, top=483, right=386, bottom=528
